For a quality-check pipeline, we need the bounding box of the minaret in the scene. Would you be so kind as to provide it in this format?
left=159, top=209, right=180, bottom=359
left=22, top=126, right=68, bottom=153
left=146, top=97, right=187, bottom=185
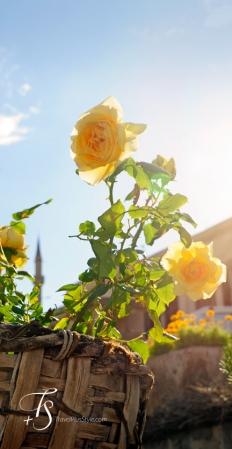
left=34, top=240, right=44, bottom=303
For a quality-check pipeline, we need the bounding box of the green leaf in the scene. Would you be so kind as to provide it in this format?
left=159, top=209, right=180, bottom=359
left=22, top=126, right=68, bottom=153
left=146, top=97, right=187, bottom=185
left=107, top=157, right=136, bottom=182
left=158, top=194, right=188, bottom=215
left=156, top=274, right=175, bottom=305
left=127, top=340, right=150, bottom=363
left=57, top=283, right=78, bottom=292
left=10, top=221, right=26, bottom=234
left=90, top=240, right=116, bottom=279
left=118, top=302, right=131, bottom=318
left=177, top=226, right=192, bottom=248
left=121, top=248, right=138, bottom=263
left=177, top=212, right=197, bottom=229
left=74, top=322, right=89, bottom=334
left=87, top=283, right=111, bottom=305
left=139, top=162, right=171, bottom=177
left=30, top=305, right=43, bottom=318
left=128, top=205, right=149, bottom=219
left=79, top=221, right=96, bottom=236
left=11, top=306, right=25, bottom=316
left=98, top=200, right=125, bottom=231
left=0, top=306, right=14, bottom=319
left=87, top=258, right=97, bottom=267
left=12, top=199, right=52, bottom=221
left=17, top=271, right=35, bottom=281
left=79, top=269, right=97, bottom=283
left=149, top=269, right=166, bottom=281
left=125, top=165, right=152, bottom=190
left=54, top=316, right=70, bottom=330
left=143, top=223, right=159, bottom=245
left=147, top=300, right=163, bottom=342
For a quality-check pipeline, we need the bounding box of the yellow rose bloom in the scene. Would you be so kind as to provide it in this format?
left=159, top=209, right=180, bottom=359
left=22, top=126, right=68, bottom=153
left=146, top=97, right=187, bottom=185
left=161, top=241, right=226, bottom=302
left=70, top=96, right=147, bottom=185
left=0, top=226, right=28, bottom=269
left=0, top=226, right=24, bottom=249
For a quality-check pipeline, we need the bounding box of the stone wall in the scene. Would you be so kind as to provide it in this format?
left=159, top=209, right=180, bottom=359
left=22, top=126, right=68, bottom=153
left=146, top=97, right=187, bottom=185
left=143, top=346, right=232, bottom=448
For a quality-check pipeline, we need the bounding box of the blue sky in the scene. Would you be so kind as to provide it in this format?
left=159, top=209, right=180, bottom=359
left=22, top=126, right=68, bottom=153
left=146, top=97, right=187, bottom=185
left=1, top=0, right=232, bottom=310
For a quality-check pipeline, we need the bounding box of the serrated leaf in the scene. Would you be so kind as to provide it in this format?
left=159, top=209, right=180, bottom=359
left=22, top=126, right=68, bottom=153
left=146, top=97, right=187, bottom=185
left=98, top=200, right=125, bottom=231
left=79, top=221, right=96, bottom=236
left=143, top=223, right=158, bottom=245
left=90, top=240, right=116, bottom=279
left=158, top=194, right=188, bottom=215
left=125, top=165, right=152, bottom=190
left=127, top=340, right=150, bottom=363
left=128, top=205, right=149, bottom=219
left=156, top=274, right=175, bottom=305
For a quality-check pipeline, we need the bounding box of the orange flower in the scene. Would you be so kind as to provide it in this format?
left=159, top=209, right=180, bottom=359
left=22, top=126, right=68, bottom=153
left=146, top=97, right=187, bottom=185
left=176, top=310, right=186, bottom=318
left=225, top=315, right=232, bottom=321
left=199, top=318, right=206, bottom=326
left=206, top=309, right=215, bottom=317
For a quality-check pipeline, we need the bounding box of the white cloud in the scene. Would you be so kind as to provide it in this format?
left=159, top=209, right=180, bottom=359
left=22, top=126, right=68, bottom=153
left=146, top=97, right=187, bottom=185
left=19, top=83, right=32, bottom=96
left=204, top=5, right=232, bottom=28
left=29, top=106, right=40, bottom=114
left=0, top=113, right=29, bottom=146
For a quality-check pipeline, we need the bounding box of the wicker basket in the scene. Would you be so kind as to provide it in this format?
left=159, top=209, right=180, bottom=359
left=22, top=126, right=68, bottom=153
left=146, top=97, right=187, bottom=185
left=0, top=322, right=154, bottom=449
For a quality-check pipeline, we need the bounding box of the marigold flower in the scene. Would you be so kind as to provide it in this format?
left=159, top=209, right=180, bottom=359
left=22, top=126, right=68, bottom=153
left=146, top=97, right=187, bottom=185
left=225, top=315, right=232, bottom=321
left=206, top=309, right=215, bottom=317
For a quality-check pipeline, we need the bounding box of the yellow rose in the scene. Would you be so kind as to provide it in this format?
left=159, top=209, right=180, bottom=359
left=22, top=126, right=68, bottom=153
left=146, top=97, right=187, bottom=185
left=161, top=241, right=226, bottom=301
left=70, top=96, right=147, bottom=185
left=0, top=226, right=24, bottom=249
left=0, top=226, right=28, bottom=269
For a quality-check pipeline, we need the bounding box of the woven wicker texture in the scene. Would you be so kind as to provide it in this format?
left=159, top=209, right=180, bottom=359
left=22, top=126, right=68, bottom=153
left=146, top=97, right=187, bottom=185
left=0, top=322, right=154, bottom=449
